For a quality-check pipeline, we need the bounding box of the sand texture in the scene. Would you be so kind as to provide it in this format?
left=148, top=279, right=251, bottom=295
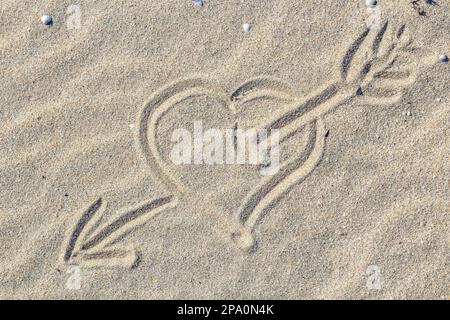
left=0, top=0, right=449, bottom=299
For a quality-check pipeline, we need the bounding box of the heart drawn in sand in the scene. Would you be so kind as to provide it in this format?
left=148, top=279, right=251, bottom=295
left=137, top=22, right=423, bottom=253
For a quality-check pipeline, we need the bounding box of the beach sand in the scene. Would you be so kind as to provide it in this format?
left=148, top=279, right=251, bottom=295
left=0, top=0, right=448, bottom=299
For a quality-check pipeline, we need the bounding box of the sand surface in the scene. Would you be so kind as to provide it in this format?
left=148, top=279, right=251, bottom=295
left=0, top=0, right=449, bottom=299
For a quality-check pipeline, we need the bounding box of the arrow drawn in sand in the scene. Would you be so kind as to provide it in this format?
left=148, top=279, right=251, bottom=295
left=63, top=196, right=177, bottom=268
left=62, top=22, right=436, bottom=266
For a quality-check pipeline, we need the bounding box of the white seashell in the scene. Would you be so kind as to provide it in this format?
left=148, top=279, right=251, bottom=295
left=365, top=0, right=378, bottom=8
left=243, top=23, right=252, bottom=33
left=41, top=15, right=53, bottom=26
left=439, top=54, right=449, bottom=63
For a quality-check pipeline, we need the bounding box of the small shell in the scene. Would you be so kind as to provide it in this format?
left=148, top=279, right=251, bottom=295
left=439, top=54, right=449, bottom=63
left=243, top=23, right=252, bottom=33
left=41, top=15, right=53, bottom=26
left=192, top=0, right=203, bottom=7
left=365, top=0, right=377, bottom=7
